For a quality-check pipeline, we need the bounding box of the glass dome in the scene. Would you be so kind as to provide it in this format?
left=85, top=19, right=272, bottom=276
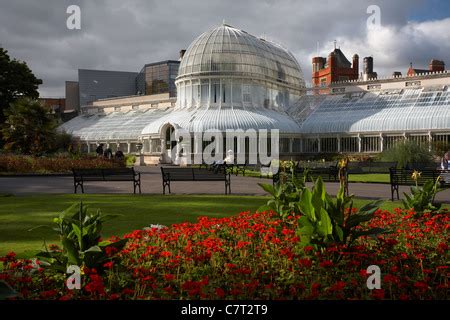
left=177, top=24, right=305, bottom=91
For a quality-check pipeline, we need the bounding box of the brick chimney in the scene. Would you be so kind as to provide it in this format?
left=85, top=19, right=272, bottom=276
left=429, top=59, right=445, bottom=72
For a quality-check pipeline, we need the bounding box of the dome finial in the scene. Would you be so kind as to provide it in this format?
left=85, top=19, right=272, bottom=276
left=222, top=19, right=226, bottom=26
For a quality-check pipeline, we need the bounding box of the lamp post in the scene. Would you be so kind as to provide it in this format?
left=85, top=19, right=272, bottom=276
left=136, top=143, right=145, bottom=166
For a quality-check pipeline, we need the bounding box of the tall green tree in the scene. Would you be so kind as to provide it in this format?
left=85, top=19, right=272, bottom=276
left=2, top=98, right=57, bottom=155
left=0, top=47, right=42, bottom=126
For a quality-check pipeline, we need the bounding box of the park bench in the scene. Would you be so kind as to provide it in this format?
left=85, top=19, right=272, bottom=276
left=295, top=161, right=339, bottom=182
left=403, top=162, right=440, bottom=170
left=232, top=160, right=259, bottom=176
left=389, top=168, right=450, bottom=201
left=347, top=161, right=397, bottom=175
left=72, top=168, right=141, bottom=194
left=161, top=167, right=231, bottom=195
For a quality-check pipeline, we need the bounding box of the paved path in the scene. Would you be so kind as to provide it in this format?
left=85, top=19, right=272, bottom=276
left=0, top=166, right=449, bottom=201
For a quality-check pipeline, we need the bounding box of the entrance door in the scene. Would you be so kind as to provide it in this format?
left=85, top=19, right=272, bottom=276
left=164, top=125, right=175, bottom=163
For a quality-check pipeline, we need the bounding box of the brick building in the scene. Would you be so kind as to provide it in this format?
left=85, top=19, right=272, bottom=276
left=407, top=59, right=446, bottom=76
left=312, top=47, right=359, bottom=92
left=39, top=97, right=65, bottom=114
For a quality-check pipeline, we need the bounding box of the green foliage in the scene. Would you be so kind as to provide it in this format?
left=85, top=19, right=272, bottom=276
left=1, top=98, right=58, bottom=155
left=297, top=177, right=386, bottom=249
left=402, top=177, right=443, bottom=214
left=296, top=178, right=334, bottom=247
left=31, top=202, right=127, bottom=273
left=51, top=131, right=78, bottom=154
left=257, top=163, right=306, bottom=220
left=380, top=140, right=434, bottom=168
left=125, top=154, right=136, bottom=167
left=0, top=48, right=42, bottom=125
left=432, top=141, right=450, bottom=158
left=259, top=173, right=386, bottom=248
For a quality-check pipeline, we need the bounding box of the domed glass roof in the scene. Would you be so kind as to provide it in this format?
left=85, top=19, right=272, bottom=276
left=178, top=24, right=305, bottom=90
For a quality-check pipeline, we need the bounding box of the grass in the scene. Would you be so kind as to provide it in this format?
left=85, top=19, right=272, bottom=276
left=1, top=194, right=447, bottom=258
left=348, top=174, right=390, bottom=183
left=0, top=194, right=268, bottom=258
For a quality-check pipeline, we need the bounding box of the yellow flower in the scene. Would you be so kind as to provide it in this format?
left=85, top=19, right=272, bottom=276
left=411, top=170, right=421, bottom=181
left=338, top=158, right=347, bottom=169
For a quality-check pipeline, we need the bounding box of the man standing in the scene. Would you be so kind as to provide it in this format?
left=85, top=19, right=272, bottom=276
left=96, top=143, right=104, bottom=157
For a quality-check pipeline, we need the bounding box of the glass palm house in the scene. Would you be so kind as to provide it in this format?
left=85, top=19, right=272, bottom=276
left=60, top=24, right=450, bottom=164
left=62, top=24, right=307, bottom=164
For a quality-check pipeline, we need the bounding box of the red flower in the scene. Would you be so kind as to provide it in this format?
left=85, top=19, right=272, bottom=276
left=371, top=289, right=385, bottom=300
left=304, top=246, right=314, bottom=253
left=105, top=246, right=118, bottom=257
left=298, top=258, right=312, bottom=268
left=164, top=274, right=175, bottom=281
left=40, top=289, right=58, bottom=299
left=215, top=288, right=225, bottom=298
left=319, top=260, right=334, bottom=268
left=160, top=251, right=172, bottom=258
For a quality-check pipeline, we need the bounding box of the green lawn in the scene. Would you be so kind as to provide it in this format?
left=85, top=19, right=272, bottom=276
left=348, top=174, right=390, bottom=183
left=0, top=194, right=268, bottom=258
left=0, top=194, right=444, bottom=258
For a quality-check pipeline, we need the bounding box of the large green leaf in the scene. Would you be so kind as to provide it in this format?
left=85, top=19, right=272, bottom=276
left=359, top=200, right=383, bottom=214
left=71, top=223, right=83, bottom=249
left=62, top=237, right=80, bottom=266
left=346, top=212, right=375, bottom=229
left=257, top=204, right=272, bottom=213
left=311, top=179, right=326, bottom=222
left=299, top=189, right=315, bottom=222
left=83, top=245, right=102, bottom=254
left=334, top=225, right=344, bottom=242
left=258, top=183, right=276, bottom=196
left=317, top=208, right=332, bottom=237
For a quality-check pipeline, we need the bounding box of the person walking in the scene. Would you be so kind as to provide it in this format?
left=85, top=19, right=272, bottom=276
left=441, top=151, right=449, bottom=170
left=96, top=143, right=104, bottom=157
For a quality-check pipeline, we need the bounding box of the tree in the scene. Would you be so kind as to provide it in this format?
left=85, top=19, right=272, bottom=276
left=2, top=98, right=57, bottom=155
left=0, top=47, right=42, bottom=126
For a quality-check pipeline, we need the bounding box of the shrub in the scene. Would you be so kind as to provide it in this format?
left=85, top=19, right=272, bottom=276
left=402, top=172, right=443, bottom=214
left=259, top=166, right=385, bottom=249
left=31, top=202, right=127, bottom=273
left=125, top=154, right=136, bottom=167
left=0, top=154, right=125, bottom=174
left=380, top=140, right=434, bottom=168
left=1, top=98, right=58, bottom=155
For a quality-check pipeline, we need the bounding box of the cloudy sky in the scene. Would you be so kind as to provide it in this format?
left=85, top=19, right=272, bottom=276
left=1, top=0, right=450, bottom=97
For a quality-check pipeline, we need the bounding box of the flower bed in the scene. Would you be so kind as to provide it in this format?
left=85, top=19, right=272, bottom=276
left=1, top=208, right=448, bottom=300
left=0, top=154, right=125, bottom=174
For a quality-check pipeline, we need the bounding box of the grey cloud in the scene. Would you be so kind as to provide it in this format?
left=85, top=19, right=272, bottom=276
left=1, top=0, right=442, bottom=97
